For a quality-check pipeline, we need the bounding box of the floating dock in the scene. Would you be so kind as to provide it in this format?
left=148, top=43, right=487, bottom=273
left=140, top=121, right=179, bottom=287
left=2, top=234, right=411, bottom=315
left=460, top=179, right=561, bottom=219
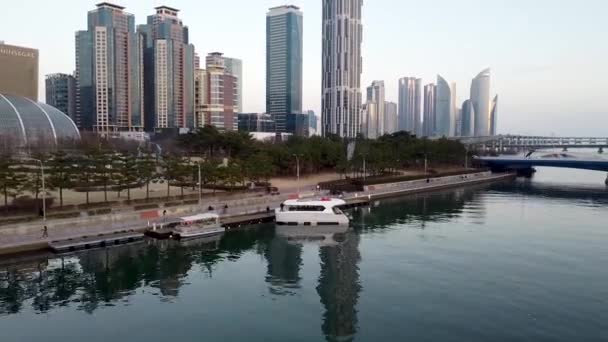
left=48, top=231, right=144, bottom=253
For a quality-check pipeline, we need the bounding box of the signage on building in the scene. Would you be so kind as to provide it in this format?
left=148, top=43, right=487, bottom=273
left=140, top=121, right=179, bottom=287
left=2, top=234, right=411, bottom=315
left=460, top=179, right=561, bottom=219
left=0, top=47, right=37, bottom=58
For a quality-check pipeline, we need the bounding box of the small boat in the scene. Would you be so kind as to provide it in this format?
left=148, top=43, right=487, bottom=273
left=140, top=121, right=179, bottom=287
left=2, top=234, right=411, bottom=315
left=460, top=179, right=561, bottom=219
left=275, top=197, right=349, bottom=226
left=172, top=213, right=225, bottom=240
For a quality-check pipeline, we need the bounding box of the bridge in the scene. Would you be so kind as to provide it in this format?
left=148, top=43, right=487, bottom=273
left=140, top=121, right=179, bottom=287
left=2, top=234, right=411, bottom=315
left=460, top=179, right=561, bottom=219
left=476, top=153, right=608, bottom=185
left=457, top=135, right=608, bottom=152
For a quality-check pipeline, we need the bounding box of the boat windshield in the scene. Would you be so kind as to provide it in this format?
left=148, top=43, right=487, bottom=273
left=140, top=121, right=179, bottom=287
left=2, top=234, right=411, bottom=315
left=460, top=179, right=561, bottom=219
left=182, top=218, right=218, bottom=226
left=287, top=205, right=326, bottom=212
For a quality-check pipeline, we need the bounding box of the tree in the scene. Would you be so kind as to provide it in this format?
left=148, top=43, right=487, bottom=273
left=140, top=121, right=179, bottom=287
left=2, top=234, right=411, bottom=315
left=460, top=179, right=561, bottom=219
left=74, top=154, right=95, bottom=205
left=92, top=149, right=114, bottom=203
left=137, top=149, right=158, bottom=201
left=161, top=155, right=188, bottom=199
left=0, top=157, right=25, bottom=212
left=119, top=153, right=140, bottom=201
left=47, top=151, right=76, bottom=208
left=245, top=153, right=275, bottom=185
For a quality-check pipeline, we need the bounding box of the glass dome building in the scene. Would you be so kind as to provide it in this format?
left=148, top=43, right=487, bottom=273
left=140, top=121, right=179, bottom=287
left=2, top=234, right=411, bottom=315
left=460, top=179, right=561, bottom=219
left=0, top=93, right=80, bottom=146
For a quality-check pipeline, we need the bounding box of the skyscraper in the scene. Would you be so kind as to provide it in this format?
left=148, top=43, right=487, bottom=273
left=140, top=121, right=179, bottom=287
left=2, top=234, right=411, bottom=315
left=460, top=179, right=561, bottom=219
left=398, top=77, right=422, bottom=135
left=460, top=99, right=475, bottom=137
left=322, top=0, right=363, bottom=138
left=471, top=68, right=491, bottom=136
left=45, top=73, right=76, bottom=122
left=266, top=5, right=303, bottom=133
left=490, top=95, right=498, bottom=135
left=450, top=82, right=457, bottom=136
left=75, top=3, right=144, bottom=132
left=140, top=6, right=195, bottom=130
left=384, top=101, right=398, bottom=135
left=423, top=84, right=436, bottom=137
left=435, top=75, right=452, bottom=137
left=224, top=57, right=243, bottom=113
left=366, top=81, right=385, bottom=137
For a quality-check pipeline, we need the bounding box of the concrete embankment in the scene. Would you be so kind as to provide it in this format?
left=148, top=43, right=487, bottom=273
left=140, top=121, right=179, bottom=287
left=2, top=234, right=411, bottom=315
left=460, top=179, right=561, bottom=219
left=0, top=171, right=514, bottom=256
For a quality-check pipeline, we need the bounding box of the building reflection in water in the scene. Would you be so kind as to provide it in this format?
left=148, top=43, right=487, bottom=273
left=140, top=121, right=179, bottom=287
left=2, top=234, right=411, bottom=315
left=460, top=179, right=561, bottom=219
left=270, top=225, right=362, bottom=342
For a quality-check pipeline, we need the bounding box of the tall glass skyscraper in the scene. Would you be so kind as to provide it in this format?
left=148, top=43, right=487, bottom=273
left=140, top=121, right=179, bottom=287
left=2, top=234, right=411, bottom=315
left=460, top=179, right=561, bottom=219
left=266, top=5, right=303, bottom=133
left=367, top=81, right=385, bottom=137
left=435, top=75, right=452, bottom=137
left=322, top=0, right=363, bottom=138
left=490, top=95, right=498, bottom=136
left=224, top=57, right=243, bottom=113
left=460, top=99, right=475, bottom=137
left=398, top=77, right=422, bottom=135
left=423, top=84, right=436, bottom=137
left=471, top=68, right=491, bottom=136
left=75, top=2, right=144, bottom=132
left=140, top=6, right=195, bottom=130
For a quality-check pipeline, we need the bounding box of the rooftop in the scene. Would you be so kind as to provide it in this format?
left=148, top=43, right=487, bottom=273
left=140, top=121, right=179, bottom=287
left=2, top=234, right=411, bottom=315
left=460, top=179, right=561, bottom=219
left=96, top=2, right=125, bottom=10
left=155, top=5, right=180, bottom=12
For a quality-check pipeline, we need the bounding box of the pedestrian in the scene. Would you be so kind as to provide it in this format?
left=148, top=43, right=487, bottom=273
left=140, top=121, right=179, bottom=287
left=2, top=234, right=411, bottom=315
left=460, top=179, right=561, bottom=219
left=266, top=206, right=271, bottom=213
left=280, top=203, right=285, bottom=212
left=42, top=225, right=48, bottom=238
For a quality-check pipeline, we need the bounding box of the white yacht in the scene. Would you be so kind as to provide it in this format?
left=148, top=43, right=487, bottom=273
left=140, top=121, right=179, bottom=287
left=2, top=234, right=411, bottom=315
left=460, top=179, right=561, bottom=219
left=172, top=213, right=225, bottom=240
left=275, top=197, right=349, bottom=226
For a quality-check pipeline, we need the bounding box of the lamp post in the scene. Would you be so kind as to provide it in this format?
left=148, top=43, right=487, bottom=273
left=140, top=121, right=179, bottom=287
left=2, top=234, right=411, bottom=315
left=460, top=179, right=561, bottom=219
left=197, top=163, right=202, bottom=207
left=293, top=154, right=302, bottom=196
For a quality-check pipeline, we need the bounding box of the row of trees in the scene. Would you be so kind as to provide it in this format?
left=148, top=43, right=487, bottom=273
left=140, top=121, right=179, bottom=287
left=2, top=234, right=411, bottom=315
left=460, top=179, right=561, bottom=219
left=1, top=127, right=467, bottom=210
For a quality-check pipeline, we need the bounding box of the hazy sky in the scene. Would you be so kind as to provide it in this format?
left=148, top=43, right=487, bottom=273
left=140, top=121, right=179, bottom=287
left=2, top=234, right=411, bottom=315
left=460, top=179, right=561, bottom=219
left=1, top=0, right=606, bottom=136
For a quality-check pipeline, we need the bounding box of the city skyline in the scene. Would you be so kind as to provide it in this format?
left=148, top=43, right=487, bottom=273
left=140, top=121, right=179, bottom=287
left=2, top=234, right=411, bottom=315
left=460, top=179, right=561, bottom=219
left=2, top=0, right=607, bottom=135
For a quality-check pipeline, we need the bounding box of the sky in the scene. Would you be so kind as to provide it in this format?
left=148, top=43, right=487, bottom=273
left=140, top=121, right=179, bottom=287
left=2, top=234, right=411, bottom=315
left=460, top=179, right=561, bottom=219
left=1, top=0, right=607, bottom=136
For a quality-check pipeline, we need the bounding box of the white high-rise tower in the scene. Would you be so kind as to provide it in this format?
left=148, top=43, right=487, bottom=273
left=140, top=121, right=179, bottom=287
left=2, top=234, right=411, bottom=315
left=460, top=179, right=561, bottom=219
left=321, top=0, right=363, bottom=138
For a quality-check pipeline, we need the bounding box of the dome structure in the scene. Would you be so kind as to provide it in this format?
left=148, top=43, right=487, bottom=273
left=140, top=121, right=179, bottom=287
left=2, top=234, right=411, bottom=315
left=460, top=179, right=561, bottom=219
left=0, top=93, right=80, bottom=146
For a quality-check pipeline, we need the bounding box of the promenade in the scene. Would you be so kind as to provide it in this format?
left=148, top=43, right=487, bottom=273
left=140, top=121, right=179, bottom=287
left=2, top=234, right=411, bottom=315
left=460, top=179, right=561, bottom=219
left=0, top=171, right=514, bottom=256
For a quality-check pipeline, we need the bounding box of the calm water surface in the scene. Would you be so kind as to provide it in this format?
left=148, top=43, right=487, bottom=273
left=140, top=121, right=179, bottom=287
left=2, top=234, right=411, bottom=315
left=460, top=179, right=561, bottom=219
left=1, top=168, right=607, bottom=341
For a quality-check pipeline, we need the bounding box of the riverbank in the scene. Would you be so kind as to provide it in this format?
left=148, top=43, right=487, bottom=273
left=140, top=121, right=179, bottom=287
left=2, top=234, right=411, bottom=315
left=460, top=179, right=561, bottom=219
left=0, top=170, right=514, bottom=256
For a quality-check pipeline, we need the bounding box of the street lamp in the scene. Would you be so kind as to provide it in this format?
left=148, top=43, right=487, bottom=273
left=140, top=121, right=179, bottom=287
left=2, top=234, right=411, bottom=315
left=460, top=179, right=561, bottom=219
left=197, top=163, right=202, bottom=207
left=23, top=158, right=46, bottom=223
left=293, top=154, right=303, bottom=196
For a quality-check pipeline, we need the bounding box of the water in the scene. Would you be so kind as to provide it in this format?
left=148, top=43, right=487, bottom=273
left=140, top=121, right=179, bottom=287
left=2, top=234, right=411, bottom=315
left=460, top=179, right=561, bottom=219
left=1, top=168, right=607, bottom=341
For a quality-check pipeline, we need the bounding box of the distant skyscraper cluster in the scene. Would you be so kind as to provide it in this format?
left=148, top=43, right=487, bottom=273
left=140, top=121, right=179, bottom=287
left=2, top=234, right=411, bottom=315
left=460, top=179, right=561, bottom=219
left=362, top=69, right=498, bottom=140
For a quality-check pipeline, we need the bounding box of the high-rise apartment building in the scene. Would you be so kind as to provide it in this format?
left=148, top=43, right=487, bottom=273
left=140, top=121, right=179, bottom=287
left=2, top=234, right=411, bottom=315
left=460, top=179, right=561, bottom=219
left=194, top=53, right=238, bottom=131
left=322, top=0, right=363, bottom=138
left=75, top=3, right=144, bottom=132
left=266, top=5, right=303, bottom=133
left=140, top=6, right=195, bottom=130
left=0, top=42, right=39, bottom=100
left=460, top=99, right=475, bottom=137
left=45, top=73, right=76, bottom=121
left=384, top=101, right=398, bottom=135
left=471, top=68, right=491, bottom=136
left=398, top=77, right=422, bottom=135
left=490, top=95, right=498, bottom=136
left=366, top=81, right=385, bottom=137
left=435, top=75, right=452, bottom=137
left=224, top=57, right=243, bottom=113
left=422, top=84, right=437, bottom=137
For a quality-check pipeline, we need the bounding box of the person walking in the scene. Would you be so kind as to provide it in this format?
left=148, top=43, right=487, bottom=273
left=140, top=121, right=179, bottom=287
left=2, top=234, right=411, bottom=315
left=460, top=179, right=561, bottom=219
left=42, top=226, right=48, bottom=238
